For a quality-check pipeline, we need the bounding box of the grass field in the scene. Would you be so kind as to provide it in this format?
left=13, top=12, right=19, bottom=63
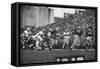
left=20, top=49, right=95, bottom=64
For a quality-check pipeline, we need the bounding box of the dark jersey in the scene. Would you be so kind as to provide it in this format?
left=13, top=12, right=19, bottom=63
left=73, top=28, right=83, bottom=37
left=86, top=30, right=93, bottom=37
left=51, top=30, right=57, bottom=36
left=50, top=30, right=58, bottom=39
left=85, top=27, right=93, bottom=37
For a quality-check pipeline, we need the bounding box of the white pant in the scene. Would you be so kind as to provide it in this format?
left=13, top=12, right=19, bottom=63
left=86, top=36, right=92, bottom=45
left=63, top=36, right=71, bottom=48
left=71, top=35, right=80, bottom=48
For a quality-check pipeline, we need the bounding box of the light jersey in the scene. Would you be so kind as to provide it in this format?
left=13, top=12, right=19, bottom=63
left=74, top=35, right=79, bottom=39
left=31, top=35, right=35, bottom=39
left=35, top=31, right=44, bottom=37
left=34, top=31, right=44, bottom=41
left=24, top=30, right=31, bottom=37
left=63, top=32, right=71, bottom=39
left=47, top=32, right=51, bottom=37
left=63, top=32, right=70, bottom=35
left=86, top=36, right=92, bottom=40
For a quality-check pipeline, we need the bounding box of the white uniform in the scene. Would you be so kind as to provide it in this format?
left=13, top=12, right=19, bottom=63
left=71, top=35, right=80, bottom=48
left=63, top=32, right=71, bottom=48
left=35, top=31, right=44, bottom=37
left=24, top=30, right=31, bottom=37
left=47, top=32, right=51, bottom=37
left=74, top=35, right=80, bottom=46
left=34, top=31, right=44, bottom=50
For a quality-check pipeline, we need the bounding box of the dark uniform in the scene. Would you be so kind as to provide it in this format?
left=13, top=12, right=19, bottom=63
left=50, top=30, right=58, bottom=39
left=74, top=28, right=83, bottom=37
left=41, top=31, right=51, bottom=50
left=50, top=30, right=59, bottom=49
left=86, top=28, right=93, bottom=37
left=86, top=27, right=93, bottom=49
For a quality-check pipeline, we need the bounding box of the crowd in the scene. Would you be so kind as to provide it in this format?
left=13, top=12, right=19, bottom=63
left=20, top=9, right=96, bottom=50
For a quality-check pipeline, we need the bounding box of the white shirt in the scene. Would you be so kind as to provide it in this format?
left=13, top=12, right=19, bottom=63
left=35, top=31, right=44, bottom=37
left=24, top=30, right=30, bottom=37
left=47, top=32, right=51, bottom=36
left=63, top=32, right=70, bottom=35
